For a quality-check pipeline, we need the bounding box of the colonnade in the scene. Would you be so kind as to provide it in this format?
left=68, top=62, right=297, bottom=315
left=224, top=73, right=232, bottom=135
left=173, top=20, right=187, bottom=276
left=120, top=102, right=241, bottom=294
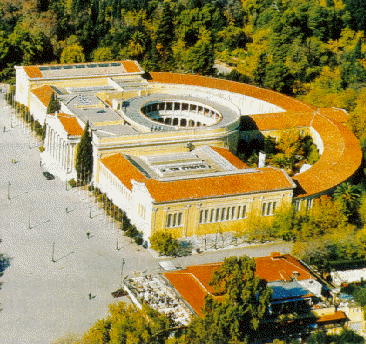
left=45, top=124, right=77, bottom=172
left=142, top=101, right=221, bottom=128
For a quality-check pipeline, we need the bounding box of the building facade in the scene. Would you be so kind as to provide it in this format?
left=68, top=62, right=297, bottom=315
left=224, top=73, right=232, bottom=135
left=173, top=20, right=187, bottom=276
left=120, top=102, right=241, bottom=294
left=14, top=61, right=362, bottom=242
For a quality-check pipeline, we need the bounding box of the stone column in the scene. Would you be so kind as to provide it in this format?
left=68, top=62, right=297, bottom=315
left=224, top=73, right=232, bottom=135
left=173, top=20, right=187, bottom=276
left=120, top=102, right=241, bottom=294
left=195, top=203, right=202, bottom=236
left=151, top=208, right=158, bottom=235
left=162, top=207, right=169, bottom=231
left=184, top=205, right=191, bottom=237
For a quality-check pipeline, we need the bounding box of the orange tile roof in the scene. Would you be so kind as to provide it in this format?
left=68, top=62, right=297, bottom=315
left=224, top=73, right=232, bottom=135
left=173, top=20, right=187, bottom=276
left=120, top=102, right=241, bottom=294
left=148, top=73, right=316, bottom=113
left=101, top=153, right=294, bottom=202
left=292, top=114, right=362, bottom=198
left=317, top=311, right=347, bottom=323
left=30, top=85, right=55, bottom=107
left=23, top=66, right=43, bottom=78
left=101, top=154, right=146, bottom=191
left=245, top=112, right=314, bottom=131
left=318, top=107, right=348, bottom=124
left=122, top=60, right=141, bottom=73
left=164, top=272, right=208, bottom=316
left=147, top=73, right=361, bottom=199
left=164, top=254, right=314, bottom=316
left=210, top=146, right=249, bottom=169
left=57, top=114, right=83, bottom=136
left=255, top=254, right=313, bottom=282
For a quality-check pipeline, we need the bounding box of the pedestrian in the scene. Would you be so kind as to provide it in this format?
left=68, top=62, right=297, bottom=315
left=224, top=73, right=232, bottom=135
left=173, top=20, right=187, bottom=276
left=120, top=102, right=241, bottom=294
left=86, top=231, right=90, bottom=239
left=88, top=292, right=91, bottom=300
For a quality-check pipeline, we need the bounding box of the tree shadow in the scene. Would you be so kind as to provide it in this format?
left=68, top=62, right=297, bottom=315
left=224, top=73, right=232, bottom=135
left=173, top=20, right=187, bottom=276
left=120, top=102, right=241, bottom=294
left=0, top=254, right=12, bottom=290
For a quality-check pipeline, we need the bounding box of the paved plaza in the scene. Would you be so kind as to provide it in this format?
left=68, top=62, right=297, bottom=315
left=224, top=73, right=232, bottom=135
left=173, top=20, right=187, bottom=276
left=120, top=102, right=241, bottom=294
left=0, top=95, right=292, bottom=343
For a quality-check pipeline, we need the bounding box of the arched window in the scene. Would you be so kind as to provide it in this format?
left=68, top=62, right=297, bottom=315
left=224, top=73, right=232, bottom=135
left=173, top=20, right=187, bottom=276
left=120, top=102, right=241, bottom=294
left=180, top=118, right=187, bottom=126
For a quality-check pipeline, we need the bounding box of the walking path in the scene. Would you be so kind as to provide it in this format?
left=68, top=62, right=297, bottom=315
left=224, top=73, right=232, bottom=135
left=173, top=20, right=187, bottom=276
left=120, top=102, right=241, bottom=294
left=0, top=95, right=292, bottom=343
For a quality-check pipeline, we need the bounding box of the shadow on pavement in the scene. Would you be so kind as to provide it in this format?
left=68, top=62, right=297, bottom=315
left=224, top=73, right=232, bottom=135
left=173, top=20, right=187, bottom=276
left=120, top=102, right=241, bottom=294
left=54, top=251, right=74, bottom=263
left=0, top=253, right=12, bottom=289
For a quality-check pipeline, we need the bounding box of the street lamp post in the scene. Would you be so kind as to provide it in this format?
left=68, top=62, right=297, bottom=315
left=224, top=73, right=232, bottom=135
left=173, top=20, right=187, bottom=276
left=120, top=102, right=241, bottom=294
left=51, top=242, right=55, bottom=262
left=7, top=182, right=11, bottom=200
left=120, top=258, right=125, bottom=286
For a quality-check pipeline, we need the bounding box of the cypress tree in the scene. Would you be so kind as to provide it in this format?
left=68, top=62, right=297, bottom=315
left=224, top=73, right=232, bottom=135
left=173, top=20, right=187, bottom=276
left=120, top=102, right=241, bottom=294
left=76, top=121, right=93, bottom=184
left=155, top=2, right=175, bottom=70
left=47, top=92, right=60, bottom=114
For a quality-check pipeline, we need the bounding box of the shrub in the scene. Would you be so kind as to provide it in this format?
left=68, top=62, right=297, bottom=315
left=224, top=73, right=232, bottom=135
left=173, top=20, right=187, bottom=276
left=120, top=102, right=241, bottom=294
left=68, top=178, right=77, bottom=188
left=38, top=146, right=44, bottom=152
left=125, top=225, right=139, bottom=238
left=150, top=231, right=180, bottom=256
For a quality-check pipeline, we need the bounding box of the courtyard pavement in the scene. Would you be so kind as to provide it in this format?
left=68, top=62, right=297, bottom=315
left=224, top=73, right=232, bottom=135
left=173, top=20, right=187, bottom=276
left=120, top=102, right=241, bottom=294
left=0, top=95, right=292, bottom=343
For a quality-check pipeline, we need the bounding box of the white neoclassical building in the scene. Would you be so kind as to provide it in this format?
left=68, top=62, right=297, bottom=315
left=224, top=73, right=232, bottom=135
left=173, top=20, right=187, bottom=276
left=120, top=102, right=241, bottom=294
left=14, top=60, right=362, bottom=242
left=41, top=113, right=84, bottom=178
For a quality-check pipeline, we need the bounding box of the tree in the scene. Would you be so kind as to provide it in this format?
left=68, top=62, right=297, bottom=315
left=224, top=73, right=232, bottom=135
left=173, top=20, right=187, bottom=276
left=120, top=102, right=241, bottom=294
left=91, top=46, right=113, bottom=61
left=185, top=256, right=272, bottom=343
left=75, top=121, right=93, bottom=184
left=297, top=195, right=349, bottom=240
left=60, top=43, right=85, bottom=64
left=46, top=92, right=60, bottom=114
left=150, top=231, right=180, bottom=257
left=81, top=302, right=170, bottom=344
left=307, top=328, right=364, bottom=344
left=184, top=28, right=214, bottom=75
left=333, top=183, right=362, bottom=223
left=155, top=1, right=174, bottom=70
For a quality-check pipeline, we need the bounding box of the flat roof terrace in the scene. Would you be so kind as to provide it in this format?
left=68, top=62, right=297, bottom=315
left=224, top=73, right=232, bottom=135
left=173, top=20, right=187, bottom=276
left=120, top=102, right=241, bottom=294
left=19, top=60, right=144, bottom=80
left=60, top=93, right=138, bottom=137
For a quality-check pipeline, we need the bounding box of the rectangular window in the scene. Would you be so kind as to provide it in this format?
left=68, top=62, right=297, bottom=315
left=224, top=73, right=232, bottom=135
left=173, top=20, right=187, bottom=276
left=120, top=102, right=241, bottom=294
left=231, top=207, right=235, bottom=219
left=215, top=209, right=220, bottom=222
left=307, top=199, right=313, bottom=210
left=226, top=207, right=230, bottom=220
left=204, top=210, right=209, bottom=223
left=221, top=208, right=226, bottom=221
left=199, top=210, right=203, bottom=224
left=295, top=200, right=300, bottom=212
left=237, top=206, right=241, bottom=219
left=173, top=213, right=177, bottom=227
left=167, top=212, right=183, bottom=228
left=167, top=214, right=172, bottom=227
left=266, top=202, right=272, bottom=216
left=262, top=203, right=266, bottom=216
left=241, top=205, right=247, bottom=218
left=210, top=209, right=214, bottom=223
left=262, top=202, right=276, bottom=216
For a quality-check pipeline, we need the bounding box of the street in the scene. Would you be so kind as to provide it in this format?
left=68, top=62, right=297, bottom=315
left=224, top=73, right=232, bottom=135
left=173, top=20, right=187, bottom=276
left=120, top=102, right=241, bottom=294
left=0, top=95, right=292, bottom=343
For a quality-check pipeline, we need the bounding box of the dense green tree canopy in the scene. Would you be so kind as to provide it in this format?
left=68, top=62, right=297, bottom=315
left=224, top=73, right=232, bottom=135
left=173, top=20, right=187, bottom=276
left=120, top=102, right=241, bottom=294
left=183, top=256, right=272, bottom=343
left=75, top=120, right=93, bottom=183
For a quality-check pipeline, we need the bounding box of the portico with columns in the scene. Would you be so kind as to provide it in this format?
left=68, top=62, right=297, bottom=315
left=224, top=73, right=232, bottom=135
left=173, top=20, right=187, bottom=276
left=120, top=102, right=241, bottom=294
left=41, top=113, right=84, bottom=181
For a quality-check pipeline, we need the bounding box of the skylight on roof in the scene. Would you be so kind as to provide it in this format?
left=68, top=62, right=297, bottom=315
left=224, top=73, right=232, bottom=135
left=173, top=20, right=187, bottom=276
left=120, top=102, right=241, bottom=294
left=88, top=64, right=98, bottom=68
left=64, top=66, right=73, bottom=69
left=111, top=62, right=121, bottom=67
left=75, top=65, right=85, bottom=69
left=39, top=67, right=50, bottom=71
left=50, top=66, right=62, bottom=70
